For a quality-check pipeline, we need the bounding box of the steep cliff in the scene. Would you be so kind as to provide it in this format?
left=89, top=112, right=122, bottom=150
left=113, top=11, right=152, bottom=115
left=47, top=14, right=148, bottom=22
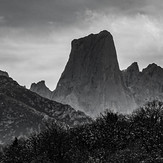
left=31, top=31, right=163, bottom=117
left=51, top=31, right=136, bottom=116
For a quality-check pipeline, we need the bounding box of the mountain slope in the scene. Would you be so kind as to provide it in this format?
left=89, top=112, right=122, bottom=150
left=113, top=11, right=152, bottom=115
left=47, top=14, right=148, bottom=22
left=0, top=74, right=92, bottom=144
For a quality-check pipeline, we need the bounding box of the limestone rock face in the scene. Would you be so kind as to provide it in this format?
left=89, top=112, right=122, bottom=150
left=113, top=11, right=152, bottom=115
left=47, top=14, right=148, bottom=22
left=125, top=63, right=163, bottom=106
left=30, top=80, right=52, bottom=99
left=51, top=31, right=136, bottom=117
left=122, top=62, right=140, bottom=88
left=29, top=31, right=163, bottom=117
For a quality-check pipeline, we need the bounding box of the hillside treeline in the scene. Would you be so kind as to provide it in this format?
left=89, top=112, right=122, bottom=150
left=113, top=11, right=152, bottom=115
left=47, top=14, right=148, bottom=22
left=1, top=100, right=163, bottom=163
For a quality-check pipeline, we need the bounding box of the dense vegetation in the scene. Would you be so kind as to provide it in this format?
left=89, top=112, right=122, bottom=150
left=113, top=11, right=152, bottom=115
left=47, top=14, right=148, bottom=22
left=1, top=100, right=163, bottom=163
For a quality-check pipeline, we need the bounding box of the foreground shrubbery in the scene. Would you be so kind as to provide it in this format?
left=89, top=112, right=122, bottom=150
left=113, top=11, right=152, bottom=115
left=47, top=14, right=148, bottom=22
left=1, top=100, right=163, bottom=163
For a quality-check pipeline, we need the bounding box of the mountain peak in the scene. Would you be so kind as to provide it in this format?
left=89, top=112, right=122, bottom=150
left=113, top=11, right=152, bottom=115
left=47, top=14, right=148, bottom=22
left=31, top=80, right=47, bottom=87
left=149, top=63, right=158, bottom=66
left=141, top=63, right=163, bottom=80
left=142, top=63, right=162, bottom=74
left=0, top=70, right=9, bottom=77
left=30, top=80, right=52, bottom=99
left=146, top=63, right=159, bottom=69
left=122, top=62, right=140, bottom=87
left=127, top=62, right=139, bottom=72
left=99, top=30, right=112, bottom=37
left=37, top=80, right=46, bottom=85
left=72, top=30, right=113, bottom=47
left=52, top=31, right=136, bottom=116
left=29, top=31, right=163, bottom=119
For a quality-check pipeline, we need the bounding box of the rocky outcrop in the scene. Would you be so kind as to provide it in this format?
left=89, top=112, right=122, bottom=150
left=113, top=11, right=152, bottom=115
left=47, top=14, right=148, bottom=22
left=51, top=30, right=136, bottom=117
left=124, top=63, right=163, bottom=106
left=30, top=80, right=52, bottom=99
left=122, top=62, right=140, bottom=88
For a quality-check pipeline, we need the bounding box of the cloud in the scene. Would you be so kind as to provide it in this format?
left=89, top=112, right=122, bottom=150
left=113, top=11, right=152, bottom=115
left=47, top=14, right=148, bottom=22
left=0, top=0, right=156, bottom=28
left=0, top=16, right=4, bottom=21
left=0, top=27, right=72, bottom=89
left=61, top=9, right=163, bottom=70
left=110, top=14, right=163, bottom=69
left=0, top=16, right=5, bottom=24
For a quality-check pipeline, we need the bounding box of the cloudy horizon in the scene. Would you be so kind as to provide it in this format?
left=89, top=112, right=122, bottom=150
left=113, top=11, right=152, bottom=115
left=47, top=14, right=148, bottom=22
left=0, top=0, right=163, bottom=90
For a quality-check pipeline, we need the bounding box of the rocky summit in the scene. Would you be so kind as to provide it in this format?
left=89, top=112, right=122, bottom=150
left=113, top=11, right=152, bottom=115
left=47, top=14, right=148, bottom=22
left=31, top=30, right=163, bottom=117
left=50, top=30, right=136, bottom=116
left=122, top=63, right=163, bottom=107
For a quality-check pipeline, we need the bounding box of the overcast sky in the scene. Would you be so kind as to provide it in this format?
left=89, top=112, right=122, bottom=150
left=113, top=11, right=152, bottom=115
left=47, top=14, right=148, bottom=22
left=0, top=0, right=163, bottom=90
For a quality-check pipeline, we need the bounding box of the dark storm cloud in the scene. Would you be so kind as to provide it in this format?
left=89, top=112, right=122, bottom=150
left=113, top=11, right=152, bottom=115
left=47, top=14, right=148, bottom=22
left=0, top=0, right=147, bottom=28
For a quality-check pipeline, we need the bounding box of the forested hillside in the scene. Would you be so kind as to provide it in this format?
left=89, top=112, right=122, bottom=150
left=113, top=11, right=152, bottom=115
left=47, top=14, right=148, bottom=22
left=1, top=100, right=163, bottom=163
